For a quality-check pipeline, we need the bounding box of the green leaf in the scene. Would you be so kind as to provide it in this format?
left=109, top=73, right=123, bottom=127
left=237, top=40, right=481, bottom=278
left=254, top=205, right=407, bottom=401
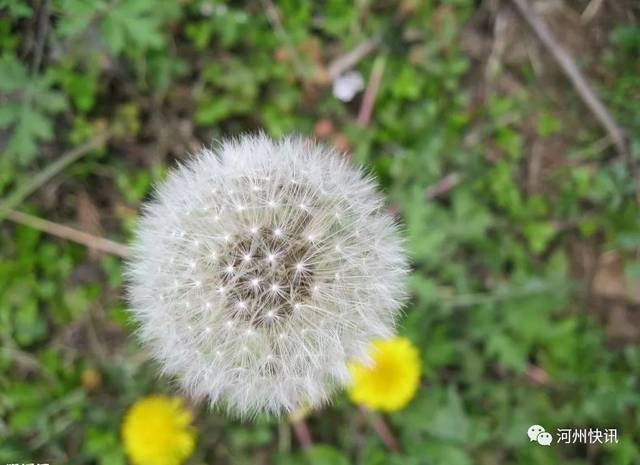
left=0, top=0, right=33, bottom=18
left=426, top=387, right=470, bottom=443
left=523, top=221, right=556, bottom=254
left=486, top=332, right=528, bottom=371
left=307, top=445, right=351, bottom=465
left=0, top=54, right=67, bottom=164
left=13, top=298, right=47, bottom=346
left=537, top=111, right=562, bottom=138
left=55, top=0, right=104, bottom=37
left=100, top=0, right=165, bottom=54
left=84, top=427, right=126, bottom=465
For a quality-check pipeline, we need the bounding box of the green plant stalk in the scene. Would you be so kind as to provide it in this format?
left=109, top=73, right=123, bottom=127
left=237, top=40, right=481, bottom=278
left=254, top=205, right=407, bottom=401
left=0, top=131, right=109, bottom=223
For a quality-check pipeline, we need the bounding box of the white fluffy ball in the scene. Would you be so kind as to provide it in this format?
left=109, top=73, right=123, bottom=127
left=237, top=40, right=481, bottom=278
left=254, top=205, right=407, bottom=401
left=126, top=134, right=408, bottom=416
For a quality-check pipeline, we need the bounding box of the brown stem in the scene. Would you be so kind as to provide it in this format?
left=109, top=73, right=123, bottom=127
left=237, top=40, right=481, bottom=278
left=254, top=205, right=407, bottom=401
left=0, top=130, right=109, bottom=223
left=359, top=405, right=400, bottom=452
left=328, top=36, right=381, bottom=81
left=5, top=209, right=130, bottom=258
left=291, top=417, right=313, bottom=450
left=357, top=56, right=386, bottom=127
left=32, top=0, right=50, bottom=72
left=425, top=172, right=460, bottom=200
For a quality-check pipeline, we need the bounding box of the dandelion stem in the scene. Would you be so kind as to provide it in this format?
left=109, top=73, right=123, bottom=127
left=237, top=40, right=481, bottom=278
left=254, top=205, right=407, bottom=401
left=291, top=417, right=313, bottom=450
left=359, top=405, right=400, bottom=452
left=278, top=420, right=292, bottom=452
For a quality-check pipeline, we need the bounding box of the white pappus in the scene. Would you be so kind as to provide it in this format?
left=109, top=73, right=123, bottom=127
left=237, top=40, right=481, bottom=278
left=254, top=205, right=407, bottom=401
left=126, top=134, right=409, bottom=417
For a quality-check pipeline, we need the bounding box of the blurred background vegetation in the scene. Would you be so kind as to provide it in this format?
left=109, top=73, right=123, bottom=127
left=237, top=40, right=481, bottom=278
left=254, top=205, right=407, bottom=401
left=1, top=0, right=639, bottom=463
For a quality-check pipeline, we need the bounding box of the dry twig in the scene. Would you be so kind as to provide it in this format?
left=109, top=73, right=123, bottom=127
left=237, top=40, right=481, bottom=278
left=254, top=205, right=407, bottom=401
left=425, top=173, right=461, bottom=200
left=357, top=55, right=386, bottom=127
left=5, top=209, right=130, bottom=258
left=32, top=0, right=50, bottom=71
left=328, top=36, right=381, bottom=80
left=0, top=130, right=110, bottom=223
left=510, top=0, right=627, bottom=159
left=581, top=0, right=604, bottom=24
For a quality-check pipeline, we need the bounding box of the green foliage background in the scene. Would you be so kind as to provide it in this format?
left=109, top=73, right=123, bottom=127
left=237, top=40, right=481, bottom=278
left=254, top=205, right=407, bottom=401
left=1, top=0, right=639, bottom=464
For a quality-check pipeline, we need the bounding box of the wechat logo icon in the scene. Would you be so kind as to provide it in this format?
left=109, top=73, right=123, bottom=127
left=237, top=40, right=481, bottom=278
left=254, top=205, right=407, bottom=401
left=528, top=425, right=553, bottom=446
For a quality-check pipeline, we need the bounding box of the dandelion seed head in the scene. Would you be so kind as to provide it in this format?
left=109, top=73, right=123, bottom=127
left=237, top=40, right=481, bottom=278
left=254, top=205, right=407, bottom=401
left=127, top=134, right=408, bottom=417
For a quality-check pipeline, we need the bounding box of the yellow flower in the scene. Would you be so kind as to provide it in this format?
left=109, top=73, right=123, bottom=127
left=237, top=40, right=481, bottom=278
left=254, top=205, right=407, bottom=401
left=121, top=395, right=196, bottom=465
left=348, top=337, right=421, bottom=412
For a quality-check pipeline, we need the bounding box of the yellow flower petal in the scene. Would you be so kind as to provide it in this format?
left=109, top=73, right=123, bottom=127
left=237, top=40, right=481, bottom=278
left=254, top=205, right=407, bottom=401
left=122, top=395, right=196, bottom=465
left=348, top=337, right=421, bottom=412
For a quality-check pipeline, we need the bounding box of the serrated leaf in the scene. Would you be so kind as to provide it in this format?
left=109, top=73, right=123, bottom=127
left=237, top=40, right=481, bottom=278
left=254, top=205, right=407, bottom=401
left=100, top=0, right=165, bottom=54
left=54, top=0, right=105, bottom=37
left=0, top=54, right=67, bottom=163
